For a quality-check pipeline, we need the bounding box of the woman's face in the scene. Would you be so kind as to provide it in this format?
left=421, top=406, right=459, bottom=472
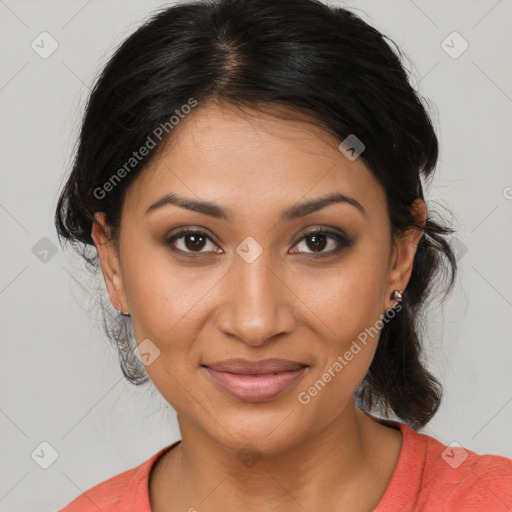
left=92, top=102, right=425, bottom=453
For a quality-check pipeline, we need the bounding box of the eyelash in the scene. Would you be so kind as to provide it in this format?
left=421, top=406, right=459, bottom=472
left=163, top=227, right=352, bottom=258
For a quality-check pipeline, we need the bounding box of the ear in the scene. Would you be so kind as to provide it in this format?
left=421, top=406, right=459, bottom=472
left=384, top=198, right=427, bottom=311
left=91, top=212, right=129, bottom=314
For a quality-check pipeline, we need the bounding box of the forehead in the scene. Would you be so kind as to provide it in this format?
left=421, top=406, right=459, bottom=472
left=123, top=102, right=386, bottom=222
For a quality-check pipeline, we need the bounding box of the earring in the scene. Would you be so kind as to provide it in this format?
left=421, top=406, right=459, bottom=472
left=383, top=290, right=403, bottom=316
left=117, top=308, right=131, bottom=317
left=390, top=290, right=403, bottom=303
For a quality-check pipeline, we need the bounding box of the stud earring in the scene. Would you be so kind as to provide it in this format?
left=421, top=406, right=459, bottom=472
left=117, top=307, right=131, bottom=317
left=390, top=290, right=403, bottom=303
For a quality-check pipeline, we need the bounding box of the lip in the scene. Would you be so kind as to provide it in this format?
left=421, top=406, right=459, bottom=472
left=201, top=359, right=309, bottom=402
left=203, top=358, right=307, bottom=374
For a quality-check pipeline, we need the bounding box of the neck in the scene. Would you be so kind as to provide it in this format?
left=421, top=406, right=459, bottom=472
left=150, top=405, right=402, bottom=511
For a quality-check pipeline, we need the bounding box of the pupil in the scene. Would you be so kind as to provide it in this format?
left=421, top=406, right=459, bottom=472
left=182, top=233, right=329, bottom=253
left=186, top=234, right=206, bottom=251
left=308, top=234, right=326, bottom=252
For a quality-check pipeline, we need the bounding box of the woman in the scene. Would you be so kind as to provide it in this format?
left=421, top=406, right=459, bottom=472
left=54, top=0, right=512, bottom=510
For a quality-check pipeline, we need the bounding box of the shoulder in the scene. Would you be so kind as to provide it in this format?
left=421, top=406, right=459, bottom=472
left=422, top=434, right=512, bottom=508
left=404, top=424, right=512, bottom=510
left=58, top=465, right=140, bottom=512
left=375, top=419, right=512, bottom=512
left=57, top=443, right=178, bottom=512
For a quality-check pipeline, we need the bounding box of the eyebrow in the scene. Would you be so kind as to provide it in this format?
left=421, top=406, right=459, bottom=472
left=145, top=192, right=366, bottom=221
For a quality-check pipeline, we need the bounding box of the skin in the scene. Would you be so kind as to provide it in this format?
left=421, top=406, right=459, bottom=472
left=91, top=102, right=427, bottom=511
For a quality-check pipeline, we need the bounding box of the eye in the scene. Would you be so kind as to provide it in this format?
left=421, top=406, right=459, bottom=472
left=164, top=227, right=352, bottom=257
left=290, top=228, right=352, bottom=256
left=164, top=229, right=222, bottom=255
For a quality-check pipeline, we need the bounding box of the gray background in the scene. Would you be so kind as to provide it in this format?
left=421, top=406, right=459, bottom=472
left=1, top=0, right=511, bottom=510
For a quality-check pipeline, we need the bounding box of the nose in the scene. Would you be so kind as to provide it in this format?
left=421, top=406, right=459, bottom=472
left=215, top=251, right=296, bottom=347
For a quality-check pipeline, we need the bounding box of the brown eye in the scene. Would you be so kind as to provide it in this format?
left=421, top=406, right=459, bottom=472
left=164, top=229, right=221, bottom=254
left=304, top=232, right=328, bottom=252
left=290, top=228, right=352, bottom=256
left=164, top=227, right=352, bottom=258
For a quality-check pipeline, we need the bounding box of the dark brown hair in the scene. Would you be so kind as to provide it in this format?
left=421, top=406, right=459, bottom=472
left=55, top=0, right=457, bottom=430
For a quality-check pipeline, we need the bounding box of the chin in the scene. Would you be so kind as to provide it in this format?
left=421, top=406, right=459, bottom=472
left=202, top=406, right=308, bottom=455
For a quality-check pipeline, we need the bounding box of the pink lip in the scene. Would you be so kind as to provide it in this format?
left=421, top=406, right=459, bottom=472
left=203, top=365, right=309, bottom=402
left=203, top=358, right=307, bottom=374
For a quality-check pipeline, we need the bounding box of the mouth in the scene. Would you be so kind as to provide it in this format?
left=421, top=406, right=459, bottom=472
left=201, top=358, right=309, bottom=402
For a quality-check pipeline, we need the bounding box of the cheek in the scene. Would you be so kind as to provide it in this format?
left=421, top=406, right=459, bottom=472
left=301, top=251, right=388, bottom=338
left=120, top=229, right=388, bottom=414
left=121, top=238, right=213, bottom=336
left=297, top=314, right=379, bottom=421
left=120, top=242, right=224, bottom=400
left=122, top=250, right=207, bottom=405
left=295, top=254, right=387, bottom=398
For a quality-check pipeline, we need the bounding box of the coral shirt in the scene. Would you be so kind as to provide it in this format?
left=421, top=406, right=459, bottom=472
left=58, top=421, right=512, bottom=511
